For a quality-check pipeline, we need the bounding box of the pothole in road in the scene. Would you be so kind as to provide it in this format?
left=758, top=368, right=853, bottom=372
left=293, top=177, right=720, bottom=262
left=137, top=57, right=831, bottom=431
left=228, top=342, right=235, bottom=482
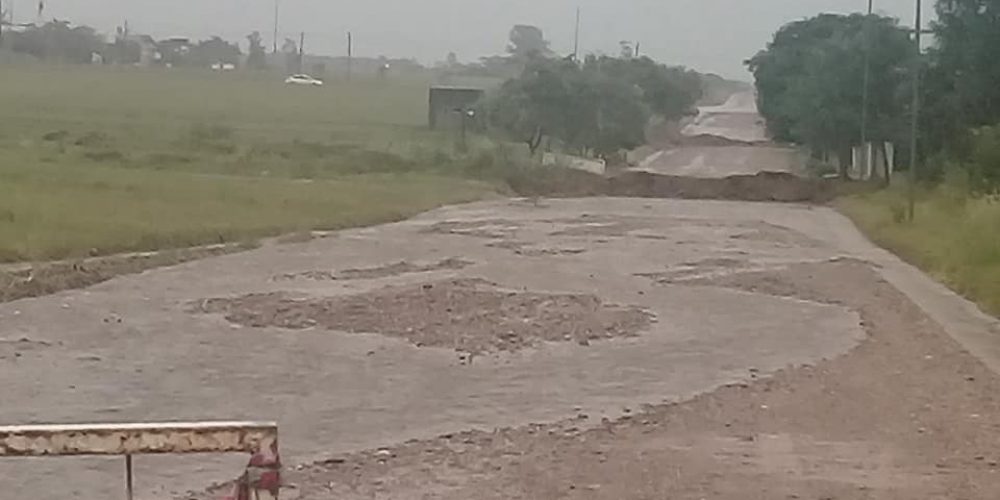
left=486, top=240, right=588, bottom=257
left=273, top=258, right=473, bottom=282
left=0, top=337, right=54, bottom=360
left=728, top=222, right=824, bottom=248
left=422, top=220, right=523, bottom=239
left=548, top=215, right=651, bottom=238
left=637, top=257, right=754, bottom=283
left=199, top=278, right=653, bottom=354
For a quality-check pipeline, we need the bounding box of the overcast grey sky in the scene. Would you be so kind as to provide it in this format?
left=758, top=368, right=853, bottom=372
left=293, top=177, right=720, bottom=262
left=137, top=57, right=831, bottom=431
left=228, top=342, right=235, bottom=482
left=10, top=0, right=926, bottom=78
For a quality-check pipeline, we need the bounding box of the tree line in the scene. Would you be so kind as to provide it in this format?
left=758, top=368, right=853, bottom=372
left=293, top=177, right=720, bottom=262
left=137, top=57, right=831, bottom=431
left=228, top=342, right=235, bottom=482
left=0, top=20, right=253, bottom=67
left=484, top=25, right=703, bottom=159
left=748, top=0, right=1000, bottom=193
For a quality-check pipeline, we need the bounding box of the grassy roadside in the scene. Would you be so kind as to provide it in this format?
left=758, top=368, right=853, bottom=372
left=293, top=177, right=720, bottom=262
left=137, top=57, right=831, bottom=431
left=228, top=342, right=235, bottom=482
left=0, top=165, right=495, bottom=262
left=0, top=65, right=511, bottom=263
left=838, top=188, right=1000, bottom=316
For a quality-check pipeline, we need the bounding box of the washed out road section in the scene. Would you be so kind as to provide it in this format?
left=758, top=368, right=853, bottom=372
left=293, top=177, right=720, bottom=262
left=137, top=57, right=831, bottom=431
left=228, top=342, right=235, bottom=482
left=0, top=198, right=864, bottom=499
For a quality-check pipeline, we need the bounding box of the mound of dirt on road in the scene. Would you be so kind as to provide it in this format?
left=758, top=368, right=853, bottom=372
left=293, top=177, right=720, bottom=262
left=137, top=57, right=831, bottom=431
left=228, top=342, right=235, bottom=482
left=674, top=133, right=764, bottom=147
left=200, top=278, right=653, bottom=354
left=514, top=170, right=833, bottom=203
left=273, top=258, right=473, bottom=282
left=607, top=171, right=833, bottom=203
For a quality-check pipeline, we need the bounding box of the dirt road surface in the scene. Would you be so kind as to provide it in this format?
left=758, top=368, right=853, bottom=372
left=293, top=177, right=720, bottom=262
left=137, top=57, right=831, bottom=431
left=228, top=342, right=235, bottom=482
left=637, top=91, right=804, bottom=178
left=3, top=94, right=1000, bottom=500
left=682, top=90, right=766, bottom=143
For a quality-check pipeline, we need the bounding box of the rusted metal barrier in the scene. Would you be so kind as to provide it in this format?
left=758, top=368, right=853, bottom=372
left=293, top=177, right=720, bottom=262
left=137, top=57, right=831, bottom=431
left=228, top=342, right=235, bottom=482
left=0, top=421, right=281, bottom=500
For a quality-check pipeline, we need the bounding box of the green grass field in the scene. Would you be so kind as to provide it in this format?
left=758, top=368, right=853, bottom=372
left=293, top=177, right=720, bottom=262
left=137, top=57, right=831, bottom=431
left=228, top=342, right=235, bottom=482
left=0, top=65, right=501, bottom=262
left=840, top=188, right=1000, bottom=316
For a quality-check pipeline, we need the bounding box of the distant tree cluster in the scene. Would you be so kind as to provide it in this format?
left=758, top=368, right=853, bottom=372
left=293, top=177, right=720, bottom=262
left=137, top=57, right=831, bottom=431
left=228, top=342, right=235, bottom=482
left=485, top=51, right=702, bottom=157
left=0, top=20, right=243, bottom=68
left=246, top=31, right=268, bottom=69
left=5, top=21, right=106, bottom=63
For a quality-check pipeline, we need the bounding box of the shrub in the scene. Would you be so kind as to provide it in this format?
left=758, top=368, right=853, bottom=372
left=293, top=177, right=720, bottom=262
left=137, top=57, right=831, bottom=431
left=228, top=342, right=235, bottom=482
left=968, top=125, right=1000, bottom=195
left=83, top=150, right=126, bottom=162
left=74, top=131, right=112, bottom=148
left=185, top=123, right=237, bottom=154
left=41, top=130, right=70, bottom=142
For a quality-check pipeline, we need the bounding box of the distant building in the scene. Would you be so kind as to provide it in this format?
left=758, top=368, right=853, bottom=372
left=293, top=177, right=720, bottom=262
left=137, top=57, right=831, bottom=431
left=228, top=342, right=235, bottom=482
left=428, top=86, right=485, bottom=130
left=127, top=34, right=159, bottom=66
left=159, top=38, right=191, bottom=55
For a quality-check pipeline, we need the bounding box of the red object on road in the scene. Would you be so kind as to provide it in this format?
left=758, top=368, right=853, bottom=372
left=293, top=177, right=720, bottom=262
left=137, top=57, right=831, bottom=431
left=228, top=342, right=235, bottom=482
left=222, top=440, right=282, bottom=500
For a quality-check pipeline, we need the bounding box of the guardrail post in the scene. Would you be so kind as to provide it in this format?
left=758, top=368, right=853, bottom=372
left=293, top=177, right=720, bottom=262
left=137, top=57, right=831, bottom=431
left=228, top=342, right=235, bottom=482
left=125, top=454, right=134, bottom=500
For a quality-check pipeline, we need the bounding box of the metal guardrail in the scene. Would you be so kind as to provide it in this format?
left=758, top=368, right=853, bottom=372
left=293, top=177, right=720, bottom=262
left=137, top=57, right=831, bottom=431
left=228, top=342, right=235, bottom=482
left=0, top=421, right=281, bottom=500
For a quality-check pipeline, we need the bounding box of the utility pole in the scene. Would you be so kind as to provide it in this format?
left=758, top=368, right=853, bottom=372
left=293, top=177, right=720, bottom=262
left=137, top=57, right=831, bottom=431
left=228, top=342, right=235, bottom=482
left=634, top=42, right=640, bottom=58
left=272, top=0, right=279, bottom=53
left=907, top=0, right=922, bottom=221
left=298, top=31, right=305, bottom=74
left=573, top=7, right=580, bottom=61
left=347, top=31, right=353, bottom=81
left=860, top=0, right=874, bottom=181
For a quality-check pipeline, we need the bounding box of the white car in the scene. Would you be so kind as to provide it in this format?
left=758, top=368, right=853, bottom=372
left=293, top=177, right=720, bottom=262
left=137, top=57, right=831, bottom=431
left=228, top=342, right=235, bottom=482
left=284, top=74, right=324, bottom=86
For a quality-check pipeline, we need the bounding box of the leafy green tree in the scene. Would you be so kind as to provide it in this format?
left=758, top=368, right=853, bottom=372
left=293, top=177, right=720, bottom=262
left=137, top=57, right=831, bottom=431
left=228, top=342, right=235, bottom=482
left=934, top=0, right=1000, bottom=126
left=507, top=25, right=552, bottom=61
left=570, top=67, right=649, bottom=156
left=921, top=0, right=1000, bottom=158
left=0, top=6, right=9, bottom=47
left=246, top=31, right=268, bottom=70
left=189, top=36, right=241, bottom=68
left=281, top=37, right=299, bottom=74
left=107, top=36, right=141, bottom=65
left=486, top=56, right=655, bottom=157
left=9, top=21, right=105, bottom=63
left=486, top=58, right=577, bottom=154
left=968, top=125, right=1000, bottom=194
left=586, top=55, right=702, bottom=120
left=619, top=41, right=635, bottom=59
left=747, top=13, right=911, bottom=175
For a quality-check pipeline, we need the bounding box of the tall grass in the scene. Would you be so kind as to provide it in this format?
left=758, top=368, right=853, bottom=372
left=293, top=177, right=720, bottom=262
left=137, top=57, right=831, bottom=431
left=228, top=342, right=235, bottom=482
left=0, top=65, right=510, bottom=262
left=0, top=160, right=493, bottom=262
left=839, top=185, right=1000, bottom=316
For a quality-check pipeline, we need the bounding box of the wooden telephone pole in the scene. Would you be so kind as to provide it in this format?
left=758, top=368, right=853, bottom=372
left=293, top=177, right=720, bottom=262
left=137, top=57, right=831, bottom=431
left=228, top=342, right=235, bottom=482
left=272, top=0, right=279, bottom=53
left=298, top=31, right=305, bottom=74
left=860, top=0, right=874, bottom=180
left=907, top=0, right=923, bottom=221
left=573, top=7, right=580, bottom=61
left=347, top=31, right=353, bottom=81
